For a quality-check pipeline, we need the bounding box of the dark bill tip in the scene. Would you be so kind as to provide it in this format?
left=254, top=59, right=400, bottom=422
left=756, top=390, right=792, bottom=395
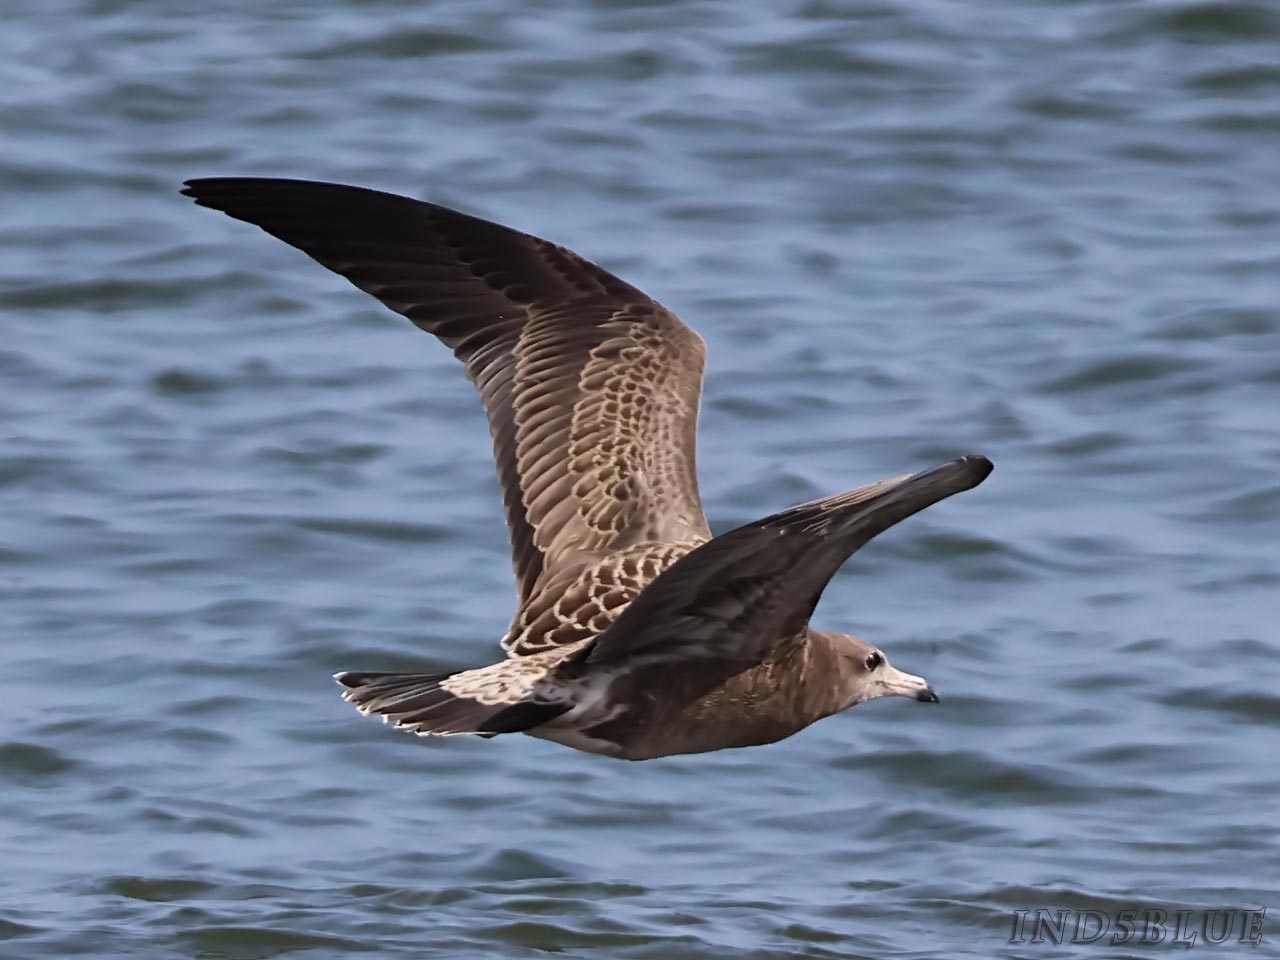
left=915, top=688, right=940, bottom=703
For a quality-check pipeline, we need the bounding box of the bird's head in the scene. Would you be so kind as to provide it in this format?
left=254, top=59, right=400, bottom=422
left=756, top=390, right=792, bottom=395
left=823, top=632, right=939, bottom=709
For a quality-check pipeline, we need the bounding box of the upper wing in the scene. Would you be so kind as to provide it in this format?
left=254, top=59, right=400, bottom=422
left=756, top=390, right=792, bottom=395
left=183, top=178, right=711, bottom=602
left=585, top=454, right=993, bottom=669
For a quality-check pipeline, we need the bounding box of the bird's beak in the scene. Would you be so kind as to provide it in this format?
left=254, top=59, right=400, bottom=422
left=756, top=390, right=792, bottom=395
left=882, top=664, right=939, bottom=703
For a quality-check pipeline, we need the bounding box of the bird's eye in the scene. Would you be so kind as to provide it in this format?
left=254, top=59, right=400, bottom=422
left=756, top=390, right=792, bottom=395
left=864, top=652, right=883, bottom=671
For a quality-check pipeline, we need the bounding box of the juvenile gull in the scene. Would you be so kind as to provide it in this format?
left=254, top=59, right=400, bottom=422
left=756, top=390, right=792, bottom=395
left=183, top=178, right=993, bottom=760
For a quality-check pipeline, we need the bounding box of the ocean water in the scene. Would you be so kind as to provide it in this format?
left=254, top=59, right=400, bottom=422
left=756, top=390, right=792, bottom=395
left=3, top=1, right=1279, bottom=957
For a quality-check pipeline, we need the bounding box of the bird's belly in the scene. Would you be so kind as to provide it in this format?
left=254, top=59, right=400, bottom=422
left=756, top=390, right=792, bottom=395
left=525, top=723, right=629, bottom=758
left=590, top=712, right=803, bottom=760
left=532, top=683, right=814, bottom=761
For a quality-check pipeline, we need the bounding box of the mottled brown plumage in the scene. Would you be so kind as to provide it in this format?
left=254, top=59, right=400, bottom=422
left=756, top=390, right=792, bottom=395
left=183, top=177, right=992, bottom=759
left=183, top=177, right=708, bottom=608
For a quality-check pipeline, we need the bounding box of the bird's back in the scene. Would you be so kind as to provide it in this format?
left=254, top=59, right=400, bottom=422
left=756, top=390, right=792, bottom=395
left=502, top=538, right=705, bottom=657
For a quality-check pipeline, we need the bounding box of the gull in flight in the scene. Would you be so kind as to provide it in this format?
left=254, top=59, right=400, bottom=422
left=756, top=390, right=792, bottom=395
left=183, top=178, right=992, bottom=760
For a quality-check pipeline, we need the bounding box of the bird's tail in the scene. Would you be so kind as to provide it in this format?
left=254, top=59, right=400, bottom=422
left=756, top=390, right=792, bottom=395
left=334, top=669, right=569, bottom=737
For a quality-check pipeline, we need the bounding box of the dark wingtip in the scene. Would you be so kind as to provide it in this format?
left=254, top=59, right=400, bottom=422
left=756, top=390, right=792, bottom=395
left=960, top=453, right=994, bottom=484
left=178, top=177, right=431, bottom=234
left=179, top=177, right=218, bottom=199
left=907, top=453, right=993, bottom=494
left=180, top=177, right=230, bottom=208
left=181, top=176, right=264, bottom=206
left=180, top=177, right=262, bottom=208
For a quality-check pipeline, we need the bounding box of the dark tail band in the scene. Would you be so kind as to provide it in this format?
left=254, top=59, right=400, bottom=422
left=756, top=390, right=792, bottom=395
left=334, top=670, right=568, bottom=737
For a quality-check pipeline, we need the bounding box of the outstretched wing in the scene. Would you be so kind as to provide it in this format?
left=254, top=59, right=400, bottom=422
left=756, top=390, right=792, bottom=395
left=586, top=454, right=993, bottom=669
left=183, top=178, right=711, bottom=602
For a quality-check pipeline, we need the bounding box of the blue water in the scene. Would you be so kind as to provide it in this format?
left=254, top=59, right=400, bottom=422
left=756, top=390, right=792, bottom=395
left=3, top=1, right=1279, bottom=957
